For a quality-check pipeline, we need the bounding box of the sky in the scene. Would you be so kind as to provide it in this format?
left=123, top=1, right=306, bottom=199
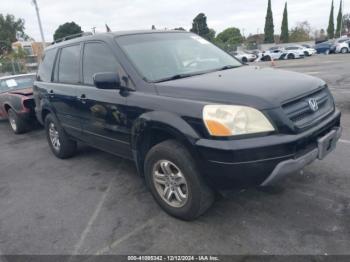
left=0, top=0, right=345, bottom=42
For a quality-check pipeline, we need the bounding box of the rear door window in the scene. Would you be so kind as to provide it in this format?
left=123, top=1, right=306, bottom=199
left=82, top=42, right=119, bottom=85
left=58, top=45, right=81, bottom=84
left=37, top=49, right=57, bottom=82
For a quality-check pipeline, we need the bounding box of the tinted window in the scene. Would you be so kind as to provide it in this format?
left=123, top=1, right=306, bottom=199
left=58, top=45, right=81, bottom=84
left=38, top=49, right=57, bottom=82
left=83, top=42, right=119, bottom=85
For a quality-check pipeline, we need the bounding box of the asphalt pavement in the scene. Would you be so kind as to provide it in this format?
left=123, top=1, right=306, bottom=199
left=0, top=54, right=349, bottom=255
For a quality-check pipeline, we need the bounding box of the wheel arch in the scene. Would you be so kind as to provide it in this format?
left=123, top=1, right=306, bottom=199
left=131, top=111, right=201, bottom=176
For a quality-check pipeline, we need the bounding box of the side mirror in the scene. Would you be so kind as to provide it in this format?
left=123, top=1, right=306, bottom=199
left=93, top=72, right=121, bottom=90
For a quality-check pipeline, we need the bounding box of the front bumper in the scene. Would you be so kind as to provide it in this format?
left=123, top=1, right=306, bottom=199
left=195, top=109, right=341, bottom=189
left=261, top=126, right=342, bottom=186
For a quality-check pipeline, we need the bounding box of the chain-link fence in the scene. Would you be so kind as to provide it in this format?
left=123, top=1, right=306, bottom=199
left=0, top=58, right=37, bottom=77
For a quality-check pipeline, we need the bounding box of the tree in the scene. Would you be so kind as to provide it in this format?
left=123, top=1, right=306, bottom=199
left=327, top=0, right=335, bottom=39
left=264, top=0, right=275, bottom=43
left=280, top=2, right=289, bottom=43
left=336, top=0, right=343, bottom=37
left=215, top=27, right=243, bottom=51
left=174, top=27, right=186, bottom=31
left=53, top=22, right=83, bottom=41
left=289, top=21, right=312, bottom=42
left=0, top=14, right=28, bottom=56
left=190, top=13, right=210, bottom=38
left=344, top=14, right=350, bottom=33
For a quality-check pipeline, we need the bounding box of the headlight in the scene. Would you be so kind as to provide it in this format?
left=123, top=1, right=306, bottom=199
left=203, top=105, right=275, bottom=137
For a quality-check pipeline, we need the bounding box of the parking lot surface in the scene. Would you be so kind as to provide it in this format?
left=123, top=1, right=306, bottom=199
left=0, top=54, right=349, bottom=255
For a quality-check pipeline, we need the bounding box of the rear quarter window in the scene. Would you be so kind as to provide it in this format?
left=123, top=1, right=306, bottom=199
left=38, top=49, right=57, bottom=82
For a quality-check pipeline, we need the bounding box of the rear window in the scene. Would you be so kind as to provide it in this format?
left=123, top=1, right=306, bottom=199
left=38, top=49, right=57, bottom=82
left=0, top=75, right=35, bottom=93
left=58, top=45, right=81, bottom=84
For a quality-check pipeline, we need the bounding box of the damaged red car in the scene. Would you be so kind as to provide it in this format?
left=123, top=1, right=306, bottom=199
left=0, top=74, right=37, bottom=134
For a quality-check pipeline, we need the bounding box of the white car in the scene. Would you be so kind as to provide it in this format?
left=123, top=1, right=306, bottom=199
left=257, top=48, right=304, bottom=61
left=335, top=39, right=350, bottom=53
left=301, top=44, right=317, bottom=56
left=284, top=46, right=314, bottom=57
left=231, top=51, right=257, bottom=63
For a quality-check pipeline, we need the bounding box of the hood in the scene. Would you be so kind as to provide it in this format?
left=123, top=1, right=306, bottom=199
left=8, top=87, right=33, bottom=96
left=155, top=66, right=325, bottom=109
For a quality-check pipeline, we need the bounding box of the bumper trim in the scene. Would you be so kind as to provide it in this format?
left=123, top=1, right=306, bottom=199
left=261, top=127, right=342, bottom=186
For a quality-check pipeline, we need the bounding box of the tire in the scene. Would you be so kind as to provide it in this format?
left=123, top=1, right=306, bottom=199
left=8, top=108, right=27, bottom=134
left=263, top=56, right=271, bottom=61
left=242, top=57, right=248, bottom=63
left=287, top=53, right=295, bottom=59
left=304, top=51, right=309, bottom=56
left=341, top=48, right=348, bottom=54
left=45, top=113, right=77, bottom=159
left=144, top=140, right=214, bottom=220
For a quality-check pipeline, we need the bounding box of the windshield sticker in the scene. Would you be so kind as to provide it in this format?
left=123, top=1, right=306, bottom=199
left=191, top=36, right=210, bottom=45
left=6, top=79, right=18, bottom=87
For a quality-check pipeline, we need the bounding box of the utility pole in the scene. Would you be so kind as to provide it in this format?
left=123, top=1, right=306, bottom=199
left=340, top=0, right=345, bottom=37
left=32, top=0, right=46, bottom=48
left=92, top=27, right=96, bottom=34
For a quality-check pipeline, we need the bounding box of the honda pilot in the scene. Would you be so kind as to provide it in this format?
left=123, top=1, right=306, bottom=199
left=34, top=31, right=342, bottom=220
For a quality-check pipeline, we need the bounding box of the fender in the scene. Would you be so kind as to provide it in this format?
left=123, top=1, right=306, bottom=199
left=36, top=98, right=56, bottom=125
left=130, top=111, right=202, bottom=175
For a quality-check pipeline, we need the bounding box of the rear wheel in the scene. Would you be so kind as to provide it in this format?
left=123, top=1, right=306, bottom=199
left=144, top=140, right=214, bottom=220
left=304, top=51, right=310, bottom=56
left=341, top=47, right=348, bottom=54
left=242, top=57, right=248, bottom=63
left=8, top=109, right=27, bottom=134
left=45, top=114, right=77, bottom=159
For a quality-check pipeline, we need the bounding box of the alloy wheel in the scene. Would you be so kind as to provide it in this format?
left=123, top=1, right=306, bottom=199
left=49, top=122, right=61, bottom=151
left=152, top=160, right=188, bottom=208
left=9, top=115, right=17, bottom=132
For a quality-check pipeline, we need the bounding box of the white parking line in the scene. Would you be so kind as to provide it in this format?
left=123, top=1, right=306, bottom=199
left=340, top=139, right=350, bottom=145
left=72, top=162, right=124, bottom=255
left=95, top=216, right=158, bottom=255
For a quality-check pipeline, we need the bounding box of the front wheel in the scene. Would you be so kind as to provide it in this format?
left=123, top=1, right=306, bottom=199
left=287, top=53, right=295, bottom=59
left=45, top=114, right=77, bottom=159
left=8, top=109, right=27, bottom=134
left=144, top=140, right=214, bottom=220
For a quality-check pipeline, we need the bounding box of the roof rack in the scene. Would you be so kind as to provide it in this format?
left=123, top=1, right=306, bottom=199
left=52, top=32, right=93, bottom=44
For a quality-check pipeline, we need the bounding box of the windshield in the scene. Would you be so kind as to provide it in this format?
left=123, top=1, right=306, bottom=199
left=0, top=75, right=35, bottom=93
left=116, top=32, right=241, bottom=82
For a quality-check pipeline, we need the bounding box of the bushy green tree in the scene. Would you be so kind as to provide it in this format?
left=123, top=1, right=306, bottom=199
left=280, top=2, right=289, bottom=43
left=215, top=27, right=243, bottom=51
left=336, top=0, right=343, bottom=37
left=0, top=14, right=28, bottom=56
left=190, top=13, right=209, bottom=36
left=264, top=0, right=275, bottom=43
left=289, top=21, right=312, bottom=42
left=327, top=0, right=335, bottom=39
left=53, top=22, right=83, bottom=41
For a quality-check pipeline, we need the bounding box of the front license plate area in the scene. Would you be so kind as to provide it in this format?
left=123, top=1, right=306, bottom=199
left=317, top=129, right=339, bottom=160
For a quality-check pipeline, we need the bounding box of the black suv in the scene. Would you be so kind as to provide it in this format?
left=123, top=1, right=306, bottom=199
left=34, top=31, right=342, bottom=220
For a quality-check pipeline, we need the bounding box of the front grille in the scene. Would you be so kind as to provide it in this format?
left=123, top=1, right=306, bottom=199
left=282, top=87, right=334, bottom=129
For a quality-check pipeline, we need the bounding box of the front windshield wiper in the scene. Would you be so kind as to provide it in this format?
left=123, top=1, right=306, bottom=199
left=153, top=65, right=240, bottom=83
left=214, top=65, right=241, bottom=72
left=153, top=72, right=204, bottom=83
